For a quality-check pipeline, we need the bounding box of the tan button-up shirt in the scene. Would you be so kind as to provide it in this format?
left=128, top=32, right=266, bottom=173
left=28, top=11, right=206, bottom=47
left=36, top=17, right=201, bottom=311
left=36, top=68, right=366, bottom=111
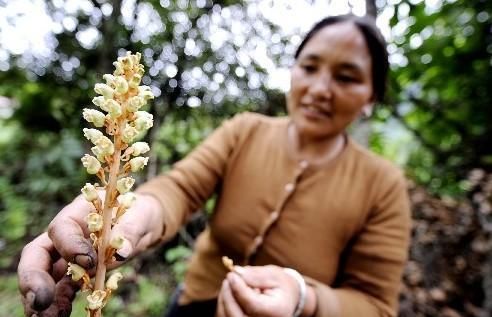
left=137, top=112, right=411, bottom=317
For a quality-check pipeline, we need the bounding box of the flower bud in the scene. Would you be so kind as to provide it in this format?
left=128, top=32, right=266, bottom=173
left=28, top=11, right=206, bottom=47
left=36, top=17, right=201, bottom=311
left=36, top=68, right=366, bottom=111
left=134, top=111, right=153, bottom=131
left=116, top=177, right=135, bottom=194
left=86, top=212, right=103, bottom=232
left=105, top=99, right=122, bottom=118
left=94, top=136, right=115, bottom=156
left=127, top=96, right=145, bottom=112
left=136, top=65, right=145, bottom=77
left=94, top=83, right=114, bottom=99
left=81, top=154, right=101, bottom=174
left=131, top=52, right=142, bottom=65
left=129, top=74, right=142, bottom=89
left=81, top=183, right=99, bottom=201
left=83, top=109, right=106, bottom=127
left=106, top=272, right=123, bottom=291
left=129, top=157, right=149, bottom=172
left=130, top=142, right=150, bottom=156
left=87, top=290, right=107, bottom=310
left=138, top=86, right=154, bottom=101
left=67, top=262, right=86, bottom=281
left=113, top=61, right=124, bottom=76
left=83, top=128, right=104, bottom=144
left=114, top=76, right=129, bottom=94
left=119, top=55, right=133, bottom=70
left=117, top=192, right=136, bottom=209
left=110, top=235, right=125, bottom=250
left=122, top=124, right=139, bottom=144
left=92, top=96, right=106, bottom=109
left=102, top=74, right=116, bottom=87
left=91, top=146, right=105, bottom=162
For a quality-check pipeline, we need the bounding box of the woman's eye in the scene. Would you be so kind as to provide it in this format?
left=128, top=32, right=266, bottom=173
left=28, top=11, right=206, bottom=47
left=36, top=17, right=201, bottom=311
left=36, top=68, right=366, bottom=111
left=336, top=74, right=358, bottom=83
left=301, top=65, right=317, bottom=73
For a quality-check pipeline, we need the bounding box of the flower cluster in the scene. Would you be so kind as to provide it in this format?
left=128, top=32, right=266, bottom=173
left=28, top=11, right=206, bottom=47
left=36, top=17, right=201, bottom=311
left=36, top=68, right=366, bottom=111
left=66, top=51, right=154, bottom=317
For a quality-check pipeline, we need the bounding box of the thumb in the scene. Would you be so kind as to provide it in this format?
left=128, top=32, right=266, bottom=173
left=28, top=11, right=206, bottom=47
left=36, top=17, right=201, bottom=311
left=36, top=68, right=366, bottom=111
left=108, top=212, right=151, bottom=262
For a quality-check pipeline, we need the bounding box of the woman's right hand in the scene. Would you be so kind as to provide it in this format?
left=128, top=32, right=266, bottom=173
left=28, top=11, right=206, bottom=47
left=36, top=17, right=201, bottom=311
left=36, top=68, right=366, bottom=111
left=17, top=193, right=164, bottom=317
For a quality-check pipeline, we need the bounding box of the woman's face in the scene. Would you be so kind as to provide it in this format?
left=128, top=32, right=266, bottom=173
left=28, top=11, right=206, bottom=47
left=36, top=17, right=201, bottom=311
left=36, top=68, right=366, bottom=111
left=287, top=22, right=374, bottom=140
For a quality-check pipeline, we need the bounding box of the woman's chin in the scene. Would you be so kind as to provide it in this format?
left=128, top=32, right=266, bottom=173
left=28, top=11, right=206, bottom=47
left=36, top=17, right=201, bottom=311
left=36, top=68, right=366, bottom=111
left=295, top=122, right=335, bottom=141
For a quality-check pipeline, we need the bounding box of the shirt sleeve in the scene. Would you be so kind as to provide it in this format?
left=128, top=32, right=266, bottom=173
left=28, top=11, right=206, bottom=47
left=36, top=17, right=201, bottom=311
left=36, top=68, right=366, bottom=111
left=309, top=170, right=411, bottom=317
left=136, top=112, right=250, bottom=242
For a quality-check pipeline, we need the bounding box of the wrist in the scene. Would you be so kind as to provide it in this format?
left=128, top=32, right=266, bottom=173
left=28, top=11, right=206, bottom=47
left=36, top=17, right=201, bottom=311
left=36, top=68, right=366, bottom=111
left=301, top=285, right=317, bottom=317
left=283, top=268, right=307, bottom=317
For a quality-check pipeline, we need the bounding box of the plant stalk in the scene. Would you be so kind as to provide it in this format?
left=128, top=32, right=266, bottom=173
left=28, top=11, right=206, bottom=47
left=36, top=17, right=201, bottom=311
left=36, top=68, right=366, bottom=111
left=93, top=133, right=122, bottom=317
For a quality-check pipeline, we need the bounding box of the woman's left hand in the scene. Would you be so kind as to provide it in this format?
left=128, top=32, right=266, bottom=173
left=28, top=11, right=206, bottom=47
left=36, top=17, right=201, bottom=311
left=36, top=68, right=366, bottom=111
left=216, top=265, right=300, bottom=317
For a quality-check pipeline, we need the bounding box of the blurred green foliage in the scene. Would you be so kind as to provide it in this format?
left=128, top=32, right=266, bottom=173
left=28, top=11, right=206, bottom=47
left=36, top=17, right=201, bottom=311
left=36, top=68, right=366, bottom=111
left=378, top=0, right=492, bottom=195
left=0, top=0, right=491, bottom=316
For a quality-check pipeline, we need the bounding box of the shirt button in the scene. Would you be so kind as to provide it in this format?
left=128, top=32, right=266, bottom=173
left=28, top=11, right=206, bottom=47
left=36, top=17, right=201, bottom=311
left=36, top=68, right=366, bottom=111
left=270, top=211, right=279, bottom=221
left=253, top=236, right=263, bottom=247
left=299, top=160, right=309, bottom=169
left=285, top=183, right=294, bottom=192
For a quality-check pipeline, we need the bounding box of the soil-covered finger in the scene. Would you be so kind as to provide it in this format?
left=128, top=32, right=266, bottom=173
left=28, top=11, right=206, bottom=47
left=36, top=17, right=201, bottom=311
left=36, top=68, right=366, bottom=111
left=47, top=198, right=97, bottom=269
left=18, top=233, right=58, bottom=311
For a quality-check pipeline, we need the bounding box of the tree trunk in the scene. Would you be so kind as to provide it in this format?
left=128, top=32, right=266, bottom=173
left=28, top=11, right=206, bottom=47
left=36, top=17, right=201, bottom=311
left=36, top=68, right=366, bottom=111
left=366, top=0, right=377, bottom=18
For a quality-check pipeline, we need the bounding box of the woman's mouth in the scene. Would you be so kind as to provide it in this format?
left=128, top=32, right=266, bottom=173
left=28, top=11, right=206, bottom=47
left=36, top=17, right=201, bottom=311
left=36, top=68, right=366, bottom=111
left=301, top=105, right=331, bottom=120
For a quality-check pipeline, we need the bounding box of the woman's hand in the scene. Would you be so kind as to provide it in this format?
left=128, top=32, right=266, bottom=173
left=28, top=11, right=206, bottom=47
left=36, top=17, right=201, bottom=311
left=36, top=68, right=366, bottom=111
left=17, top=193, right=163, bottom=317
left=216, top=265, right=315, bottom=317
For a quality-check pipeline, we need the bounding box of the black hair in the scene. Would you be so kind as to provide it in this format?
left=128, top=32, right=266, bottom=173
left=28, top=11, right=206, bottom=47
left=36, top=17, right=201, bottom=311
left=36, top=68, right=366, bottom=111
left=294, top=14, right=389, bottom=102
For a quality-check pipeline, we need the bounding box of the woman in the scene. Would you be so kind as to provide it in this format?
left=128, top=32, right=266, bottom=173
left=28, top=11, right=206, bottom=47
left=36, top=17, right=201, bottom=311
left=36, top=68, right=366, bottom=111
left=18, top=14, right=410, bottom=317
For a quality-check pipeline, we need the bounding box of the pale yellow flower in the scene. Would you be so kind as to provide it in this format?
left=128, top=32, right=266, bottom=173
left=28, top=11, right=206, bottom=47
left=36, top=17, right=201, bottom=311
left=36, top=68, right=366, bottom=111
left=81, top=154, right=101, bottom=174
left=83, top=109, right=106, bottom=128
left=122, top=124, right=139, bottom=144
left=67, top=262, right=86, bottom=281
left=105, top=99, right=122, bottom=118
left=138, top=86, right=154, bottom=101
left=116, top=177, right=135, bottom=194
left=94, top=136, right=115, bottom=156
left=130, top=142, right=150, bottom=156
left=87, top=290, right=107, bottom=310
left=94, top=83, right=114, bottom=100
left=106, top=272, right=123, bottom=291
left=86, top=212, right=103, bottom=232
left=117, top=192, right=136, bottom=209
left=92, top=96, right=106, bottom=109
left=127, top=96, right=144, bottom=112
left=114, top=76, right=129, bottom=94
left=81, top=183, right=99, bottom=201
left=129, top=157, right=149, bottom=172
left=113, top=61, right=124, bottom=76
left=134, top=111, right=153, bottom=131
left=129, top=74, right=142, bottom=89
left=109, top=235, right=125, bottom=250
left=83, top=128, right=104, bottom=144
left=102, top=74, right=116, bottom=87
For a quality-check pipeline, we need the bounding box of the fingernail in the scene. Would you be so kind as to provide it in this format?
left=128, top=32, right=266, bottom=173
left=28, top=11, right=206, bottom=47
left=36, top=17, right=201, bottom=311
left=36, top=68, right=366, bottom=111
left=26, top=291, right=36, bottom=306
left=75, top=254, right=95, bottom=269
left=114, top=253, right=126, bottom=261
left=115, top=239, right=132, bottom=259
left=31, top=314, right=38, bottom=317
left=30, top=288, right=54, bottom=311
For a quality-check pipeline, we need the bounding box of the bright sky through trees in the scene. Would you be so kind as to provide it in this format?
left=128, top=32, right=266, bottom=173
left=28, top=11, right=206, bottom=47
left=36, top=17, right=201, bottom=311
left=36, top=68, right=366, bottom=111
left=0, top=0, right=369, bottom=90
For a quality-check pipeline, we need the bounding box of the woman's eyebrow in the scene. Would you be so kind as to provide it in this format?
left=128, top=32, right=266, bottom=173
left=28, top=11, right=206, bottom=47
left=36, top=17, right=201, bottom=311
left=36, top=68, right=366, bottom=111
left=338, top=62, right=364, bottom=74
left=298, top=54, right=321, bottom=62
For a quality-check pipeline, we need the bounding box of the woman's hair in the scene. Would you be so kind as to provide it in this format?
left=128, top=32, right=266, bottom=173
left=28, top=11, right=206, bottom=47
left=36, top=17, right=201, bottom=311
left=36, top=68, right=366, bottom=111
left=294, top=14, right=389, bottom=103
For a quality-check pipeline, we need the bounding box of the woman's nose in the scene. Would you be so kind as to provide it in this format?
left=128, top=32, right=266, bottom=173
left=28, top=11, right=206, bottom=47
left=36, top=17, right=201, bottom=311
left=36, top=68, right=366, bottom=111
left=309, top=73, right=333, bottom=99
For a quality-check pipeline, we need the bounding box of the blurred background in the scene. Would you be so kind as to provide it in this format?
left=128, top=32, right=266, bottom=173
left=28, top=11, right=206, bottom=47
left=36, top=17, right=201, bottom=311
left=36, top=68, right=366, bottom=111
left=0, top=0, right=491, bottom=316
